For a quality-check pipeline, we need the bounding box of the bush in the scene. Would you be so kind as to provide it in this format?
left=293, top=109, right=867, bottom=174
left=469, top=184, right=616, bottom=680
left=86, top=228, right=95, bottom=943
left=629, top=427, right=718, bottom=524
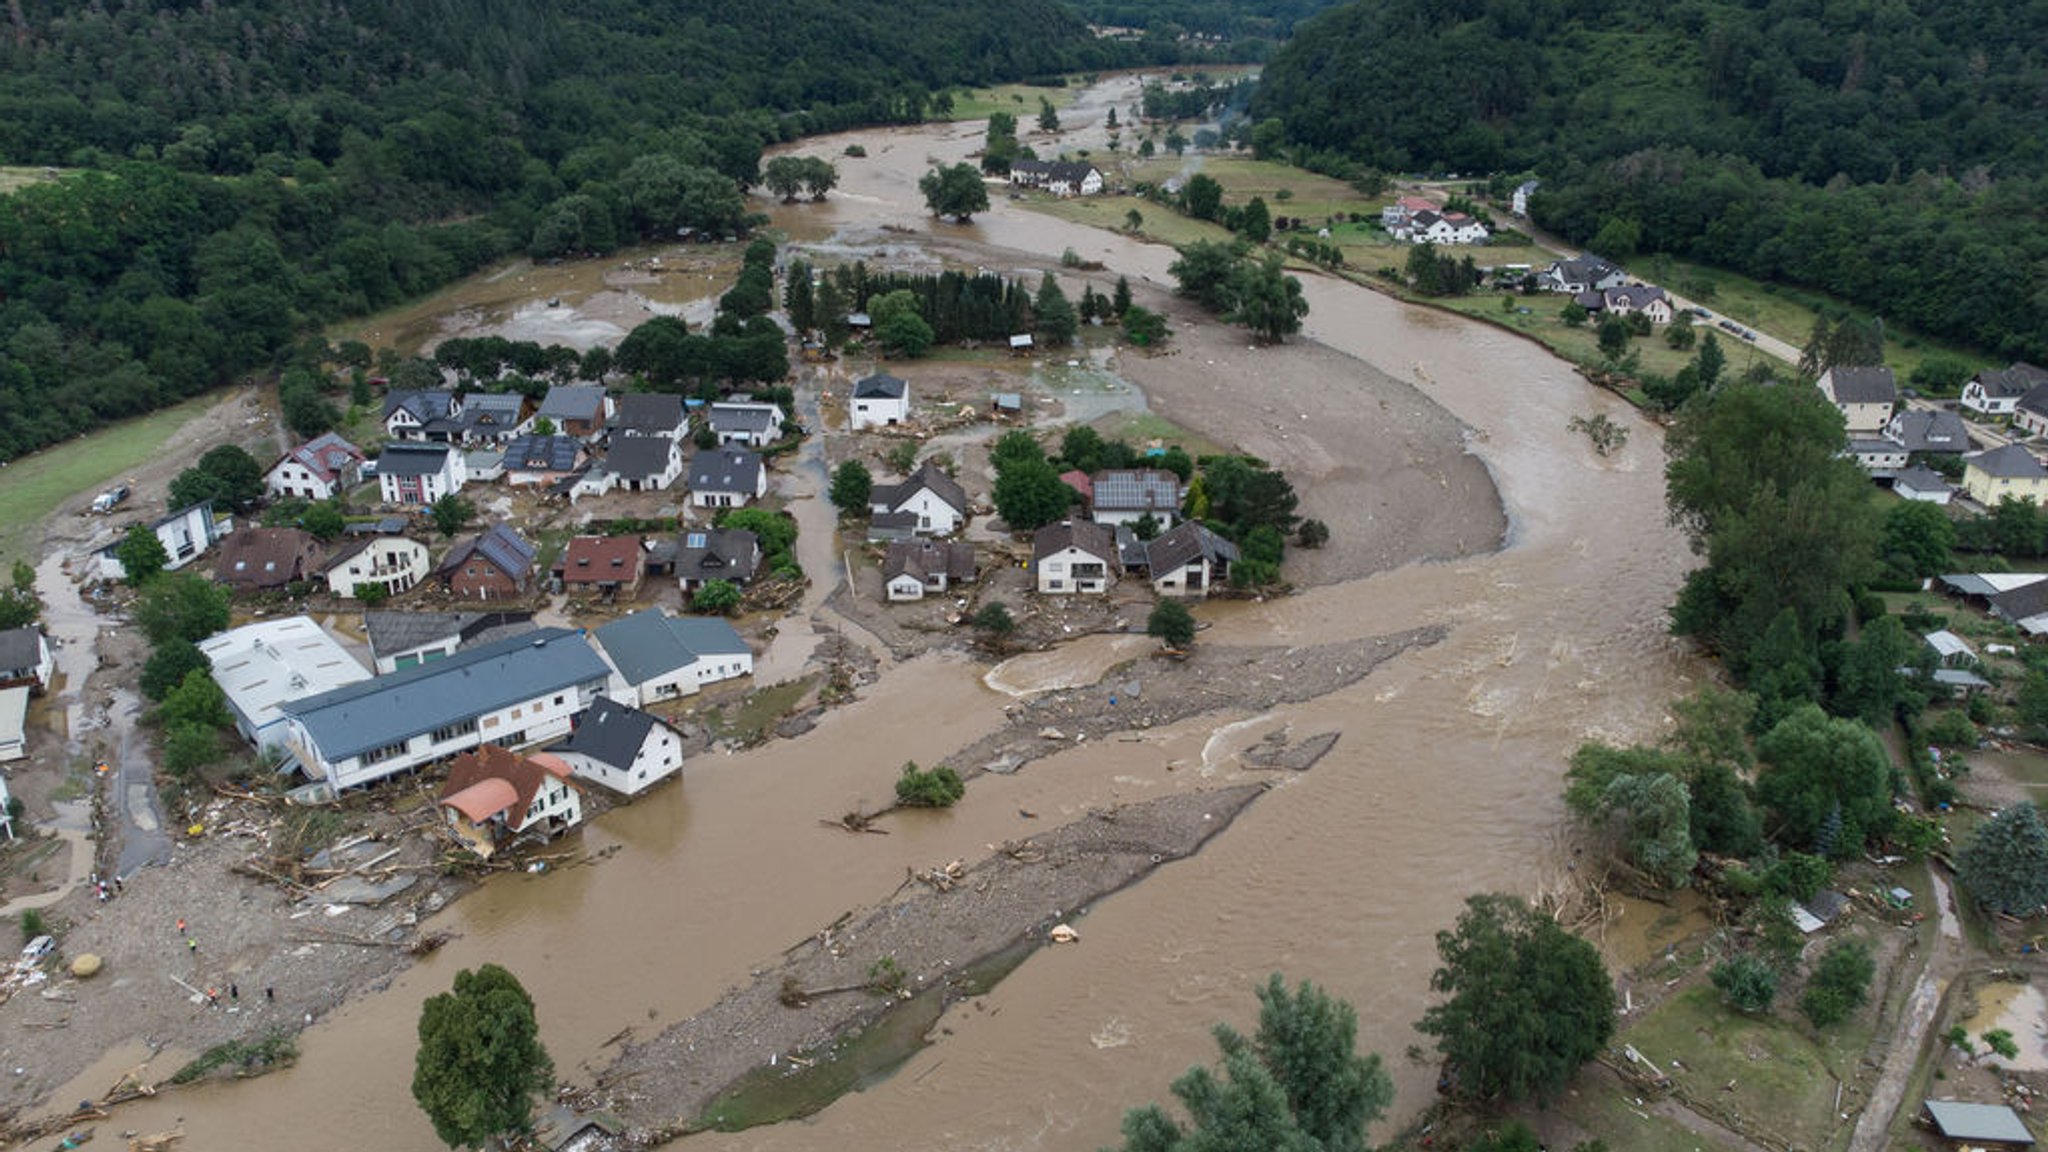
left=1985, top=1028, right=2021, bottom=1060
left=693, top=579, right=742, bottom=615
left=1711, top=954, right=1778, bottom=1013
left=1799, top=938, right=1874, bottom=1028
left=895, top=761, right=965, bottom=808
left=21, top=909, right=45, bottom=941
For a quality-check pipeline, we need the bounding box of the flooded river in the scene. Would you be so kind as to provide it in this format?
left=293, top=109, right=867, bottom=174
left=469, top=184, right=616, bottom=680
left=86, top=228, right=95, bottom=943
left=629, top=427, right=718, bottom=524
left=70, top=75, right=1702, bottom=1151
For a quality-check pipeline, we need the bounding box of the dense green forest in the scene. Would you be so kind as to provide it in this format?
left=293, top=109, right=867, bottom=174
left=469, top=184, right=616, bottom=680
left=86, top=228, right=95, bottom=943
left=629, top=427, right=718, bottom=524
left=0, top=0, right=1236, bottom=461
left=1253, top=0, right=2048, bottom=359
left=1064, top=0, right=1341, bottom=45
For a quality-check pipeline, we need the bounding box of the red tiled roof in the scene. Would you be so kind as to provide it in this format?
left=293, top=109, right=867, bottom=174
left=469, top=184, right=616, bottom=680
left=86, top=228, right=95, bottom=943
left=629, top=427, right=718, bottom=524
left=439, top=744, right=572, bottom=832
left=554, top=535, right=646, bottom=581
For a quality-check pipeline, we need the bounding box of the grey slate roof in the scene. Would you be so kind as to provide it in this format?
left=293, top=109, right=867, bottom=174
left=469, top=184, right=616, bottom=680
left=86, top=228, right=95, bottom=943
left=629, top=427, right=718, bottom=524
left=1891, top=465, right=1952, bottom=493
left=613, top=393, right=685, bottom=434
left=689, top=448, right=764, bottom=494
left=376, top=442, right=454, bottom=477
left=1969, top=443, right=2048, bottom=479
left=550, top=696, right=679, bottom=772
left=459, top=392, right=527, bottom=430
left=708, top=402, right=782, bottom=434
left=1091, top=468, right=1182, bottom=514
left=1923, top=1099, right=2035, bottom=1144
left=278, top=432, right=366, bottom=484
left=363, top=611, right=536, bottom=661
left=383, top=389, right=458, bottom=422
left=1973, top=362, right=2048, bottom=401
left=1146, top=521, right=1240, bottom=574
left=1991, top=579, right=2048, bottom=625
left=1823, top=365, right=1897, bottom=405
left=853, top=374, right=908, bottom=400
left=1887, top=409, right=1970, bottom=453
left=594, top=610, right=749, bottom=685
left=607, top=436, right=677, bottom=480
left=436, top=525, right=537, bottom=580
left=2020, top=382, right=2048, bottom=420
left=538, top=384, right=608, bottom=422
left=873, top=461, right=969, bottom=515
left=1603, top=284, right=1669, bottom=310
left=882, top=539, right=976, bottom=584
left=677, top=527, right=759, bottom=584
left=0, top=627, right=45, bottom=676
left=1033, top=520, right=1119, bottom=565
left=503, top=434, right=583, bottom=472
left=281, top=628, right=610, bottom=762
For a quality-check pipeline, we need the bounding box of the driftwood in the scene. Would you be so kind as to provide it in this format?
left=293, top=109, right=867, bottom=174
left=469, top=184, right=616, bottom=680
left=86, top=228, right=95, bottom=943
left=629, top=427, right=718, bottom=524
left=821, top=811, right=889, bottom=835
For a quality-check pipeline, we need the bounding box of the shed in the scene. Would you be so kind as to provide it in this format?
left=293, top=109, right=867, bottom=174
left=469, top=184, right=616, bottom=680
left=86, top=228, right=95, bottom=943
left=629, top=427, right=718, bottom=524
left=1924, top=1099, right=2035, bottom=1146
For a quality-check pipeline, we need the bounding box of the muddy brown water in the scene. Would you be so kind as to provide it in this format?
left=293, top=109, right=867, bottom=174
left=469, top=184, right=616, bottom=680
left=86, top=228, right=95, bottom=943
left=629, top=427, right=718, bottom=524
left=50, top=77, right=1704, bottom=1151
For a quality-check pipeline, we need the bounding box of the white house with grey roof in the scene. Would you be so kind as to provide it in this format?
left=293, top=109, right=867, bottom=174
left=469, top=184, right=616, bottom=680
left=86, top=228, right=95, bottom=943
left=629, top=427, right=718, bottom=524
left=549, top=696, right=688, bottom=797
left=1962, top=362, right=2048, bottom=417
left=1089, top=468, right=1182, bottom=528
left=606, top=436, right=683, bottom=492
left=689, top=448, right=767, bottom=508
left=265, top=432, right=367, bottom=501
left=384, top=390, right=460, bottom=441
left=592, top=609, right=753, bottom=706
left=1817, top=365, right=1896, bottom=435
left=200, top=616, right=372, bottom=751
left=364, top=610, right=536, bottom=674
left=850, top=374, right=910, bottom=429
left=869, top=461, right=969, bottom=536
left=280, top=628, right=614, bottom=792
left=1146, top=521, right=1239, bottom=599
left=706, top=400, right=786, bottom=448
left=538, top=384, right=613, bottom=440
left=0, top=626, right=54, bottom=694
left=1885, top=409, right=1971, bottom=456
left=455, top=392, right=532, bottom=445
left=377, top=443, right=466, bottom=505
left=613, top=394, right=688, bottom=441
left=95, top=500, right=234, bottom=581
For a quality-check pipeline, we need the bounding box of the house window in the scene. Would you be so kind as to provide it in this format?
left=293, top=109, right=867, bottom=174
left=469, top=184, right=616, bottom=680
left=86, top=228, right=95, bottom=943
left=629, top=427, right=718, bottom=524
left=360, top=740, right=409, bottom=766
left=554, top=695, right=565, bottom=706
left=430, top=718, right=479, bottom=744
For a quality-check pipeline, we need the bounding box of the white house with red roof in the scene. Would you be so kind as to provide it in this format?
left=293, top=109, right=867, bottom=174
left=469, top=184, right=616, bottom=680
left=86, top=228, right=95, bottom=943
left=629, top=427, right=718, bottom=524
left=266, top=433, right=368, bottom=501
left=438, top=744, right=583, bottom=859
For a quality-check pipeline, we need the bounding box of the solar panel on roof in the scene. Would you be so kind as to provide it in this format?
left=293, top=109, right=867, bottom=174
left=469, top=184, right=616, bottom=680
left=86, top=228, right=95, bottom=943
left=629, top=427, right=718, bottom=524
left=687, top=533, right=707, bottom=548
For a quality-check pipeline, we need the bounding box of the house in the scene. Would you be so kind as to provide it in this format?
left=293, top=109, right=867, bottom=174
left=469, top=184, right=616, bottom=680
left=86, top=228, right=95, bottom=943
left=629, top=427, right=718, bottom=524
left=212, top=528, right=324, bottom=592
left=1396, top=210, right=1489, bottom=245
left=376, top=443, right=466, bottom=505
left=1922, top=1099, right=2036, bottom=1148
left=265, top=433, right=367, bottom=500
left=869, top=461, right=970, bottom=535
left=1963, top=444, right=2048, bottom=506
left=554, top=536, right=647, bottom=599
left=1601, top=284, right=1674, bottom=324
left=95, top=500, right=234, bottom=581
left=383, top=390, right=460, bottom=441
left=592, top=609, right=753, bottom=705
left=1060, top=470, right=1094, bottom=503
left=850, top=374, right=911, bottom=429
left=0, top=626, right=54, bottom=693
left=1034, top=520, right=1120, bottom=594
left=549, top=696, right=688, bottom=797
left=364, top=610, right=535, bottom=674
left=463, top=448, right=505, bottom=483
left=1891, top=465, right=1955, bottom=505
left=706, top=401, right=786, bottom=448
left=1848, top=438, right=1908, bottom=475
left=1089, top=468, right=1182, bottom=528
left=1817, top=366, right=1897, bottom=435
left=1989, top=579, right=2048, bottom=636
left=676, top=527, right=761, bottom=591
left=279, top=627, right=613, bottom=792
left=605, top=436, right=684, bottom=492
left=2015, top=383, right=2048, bottom=439
left=1146, top=521, right=1240, bottom=598
left=438, top=526, right=538, bottom=601
left=320, top=535, right=431, bottom=599
left=455, top=392, right=533, bottom=445
left=612, top=394, right=688, bottom=441
left=1379, top=195, right=1437, bottom=231
left=1962, top=363, right=2048, bottom=417
left=537, top=384, right=613, bottom=440
left=199, top=616, right=372, bottom=751
left=1539, top=255, right=1626, bottom=295
left=1885, top=409, right=1972, bottom=457
left=882, top=539, right=977, bottom=601
left=689, top=448, right=767, bottom=508
left=562, top=463, right=618, bottom=504
left=0, top=688, right=27, bottom=762
left=1009, top=160, right=1104, bottom=196
left=866, top=511, right=919, bottom=542
left=1511, top=179, right=1539, bottom=216
left=500, top=434, right=586, bottom=487
left=438, top=744, right=582, bottom=859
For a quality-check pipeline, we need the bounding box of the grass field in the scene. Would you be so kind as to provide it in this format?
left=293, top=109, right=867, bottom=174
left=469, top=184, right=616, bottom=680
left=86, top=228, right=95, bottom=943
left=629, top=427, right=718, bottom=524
left=944, top=82, right=1080, bottom=122
left=0, top=165, right=67, bottom=195
left=0, top=394, right=220, bottom=564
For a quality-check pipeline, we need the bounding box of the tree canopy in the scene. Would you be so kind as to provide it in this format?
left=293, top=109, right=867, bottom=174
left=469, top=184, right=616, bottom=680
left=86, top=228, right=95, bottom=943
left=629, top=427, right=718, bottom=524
left=920, top=163, right=992, bottom=222
left=413, top=964, right=553, bottom=1150
left=1417, top=894, right=1614, bottom=1105
left=1959, top=802, right=2048, bottom=915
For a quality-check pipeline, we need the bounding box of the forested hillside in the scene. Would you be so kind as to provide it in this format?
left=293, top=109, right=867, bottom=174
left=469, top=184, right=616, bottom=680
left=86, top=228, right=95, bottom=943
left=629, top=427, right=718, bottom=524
left=0, top=0, right=1150, bottom=461
left=1064, top=0, right=1341, bottom=46
left=1253, top=0, right=2048, bottom=359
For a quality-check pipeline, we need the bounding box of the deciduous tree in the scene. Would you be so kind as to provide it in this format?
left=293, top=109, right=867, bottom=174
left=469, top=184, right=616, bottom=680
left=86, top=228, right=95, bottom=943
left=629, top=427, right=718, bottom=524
left=116, top=525, right=171, bottom=586
left=413, top=964, right=553, bottom=1150
left=919, top=163, right=989, bottom=222
left=830, top=460, right=873, bottom=514
left=1148, top=598, right=1196, bottom=650
left=1754, top=704, right=1894, bottom=856
left=134, top=573, right=231, bottom=644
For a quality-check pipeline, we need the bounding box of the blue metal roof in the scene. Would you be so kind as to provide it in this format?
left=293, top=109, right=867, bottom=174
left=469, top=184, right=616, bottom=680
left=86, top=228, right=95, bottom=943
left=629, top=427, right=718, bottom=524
left=282, top=628, right=610, bottom=761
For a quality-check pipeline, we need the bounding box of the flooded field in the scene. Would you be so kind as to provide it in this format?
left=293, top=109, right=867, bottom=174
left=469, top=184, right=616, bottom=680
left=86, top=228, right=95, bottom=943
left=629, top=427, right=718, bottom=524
left=43, top=71, right=1705, bottom=1152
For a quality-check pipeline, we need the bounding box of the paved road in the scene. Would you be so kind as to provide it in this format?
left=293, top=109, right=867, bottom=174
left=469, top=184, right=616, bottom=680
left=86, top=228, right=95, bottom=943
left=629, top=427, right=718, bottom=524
left=110, top=688, right=171, bottom=878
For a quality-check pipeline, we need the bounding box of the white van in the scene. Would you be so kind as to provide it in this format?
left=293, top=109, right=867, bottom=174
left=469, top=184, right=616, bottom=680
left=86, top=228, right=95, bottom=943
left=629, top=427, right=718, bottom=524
left=19, top=935, right=54, bottom=967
